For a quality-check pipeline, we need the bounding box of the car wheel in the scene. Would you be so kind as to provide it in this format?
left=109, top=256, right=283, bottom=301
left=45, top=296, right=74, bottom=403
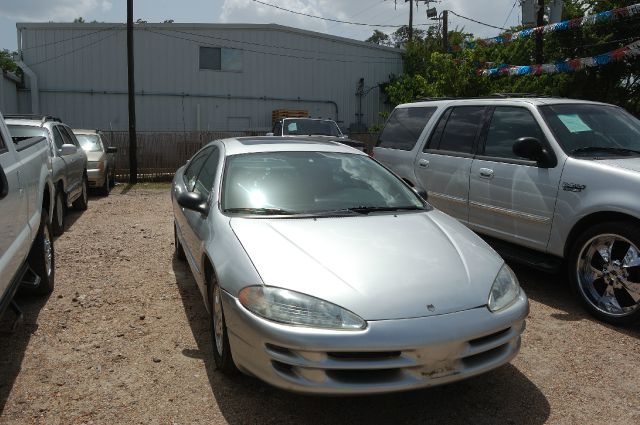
left=28, top=209, right=55, bottom=295
left=73, top=176, right=89, bottom=211
left=209, top=279, right=237, bottom=374
left=52, top=190, right=65, bottom=236
left=174, top=222, right=186, bottom=261
left=568, top=221, right=640, bottom=325
left=99, top=171, right=111, bottom=196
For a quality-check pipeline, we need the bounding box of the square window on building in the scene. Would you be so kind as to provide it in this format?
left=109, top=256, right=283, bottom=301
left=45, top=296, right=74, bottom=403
left=199, top=46, right=243, bottom=71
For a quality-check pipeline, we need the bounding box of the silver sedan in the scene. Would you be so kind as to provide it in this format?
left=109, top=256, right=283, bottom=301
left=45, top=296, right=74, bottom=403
left=171, top=137, right=529, bottom=395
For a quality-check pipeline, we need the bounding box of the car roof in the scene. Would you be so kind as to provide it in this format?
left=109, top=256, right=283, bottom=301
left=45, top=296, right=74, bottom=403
left=5, top=118, right=46, bottom=127
left=216, top=136, right=367, bottom=156
left=396, top=97, right=612, bottom=109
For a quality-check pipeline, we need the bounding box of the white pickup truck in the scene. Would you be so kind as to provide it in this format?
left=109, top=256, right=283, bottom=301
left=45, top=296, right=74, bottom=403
left=0, top=111, right=55, bottom=320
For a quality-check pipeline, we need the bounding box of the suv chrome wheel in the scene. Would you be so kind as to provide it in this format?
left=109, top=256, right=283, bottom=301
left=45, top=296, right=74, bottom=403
left=576, top=234, right=640, bottom=317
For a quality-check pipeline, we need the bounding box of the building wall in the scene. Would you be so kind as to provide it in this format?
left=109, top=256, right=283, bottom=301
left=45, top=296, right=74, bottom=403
left=0, top=72, right=19, bottom=114
left=17, top=23, right=403, bottom=132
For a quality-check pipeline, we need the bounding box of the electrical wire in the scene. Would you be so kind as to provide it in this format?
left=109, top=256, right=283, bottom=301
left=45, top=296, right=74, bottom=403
left=326, top=0, right=386, bottom=31
left=21, top=26, right=120, bottom=51
left=157, top=27, right=401, bottom=61
left=250, top=0, right=435, bottom=27
left=448, top=10, right=509, bottom=31
left=28, top=32, right=118, bottom=66
left=145, top=28, right=402, bottom=65
left=501, top=1, right=518, bottom=31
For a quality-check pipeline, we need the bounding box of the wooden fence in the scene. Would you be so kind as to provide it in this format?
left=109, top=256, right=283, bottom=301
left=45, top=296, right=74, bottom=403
left=102, top=131, right=379, bottom=181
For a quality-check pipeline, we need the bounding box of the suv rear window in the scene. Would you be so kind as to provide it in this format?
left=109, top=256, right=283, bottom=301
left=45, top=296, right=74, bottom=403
left=377, top=107, right=436, bottom=151
left=429, top=106, right=487, bottom=154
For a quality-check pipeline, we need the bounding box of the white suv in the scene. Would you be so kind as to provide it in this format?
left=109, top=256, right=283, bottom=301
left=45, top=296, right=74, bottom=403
left=374, top=97, right=640, bottom=324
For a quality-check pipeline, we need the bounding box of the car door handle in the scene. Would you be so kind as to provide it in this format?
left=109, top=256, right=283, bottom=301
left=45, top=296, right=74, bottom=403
left=418, top=159, right=430, bottom=168
left=479, top=168, right=494, bottom=179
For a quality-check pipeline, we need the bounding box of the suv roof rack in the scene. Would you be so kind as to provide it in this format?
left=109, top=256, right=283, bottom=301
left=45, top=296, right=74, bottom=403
left=416, top=93, right=556, bottom=102
left=4, top=114, right=62, bottom=125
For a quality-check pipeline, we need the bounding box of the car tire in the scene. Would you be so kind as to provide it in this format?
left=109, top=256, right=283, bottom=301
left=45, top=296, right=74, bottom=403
left=99, top=171, right=111, bottom=196
left=174, top=222, right=186, bottom=261
left=209, top=278, right=237, bottom=374
left=52, top=189, right=66, bottom=236
left=73, top=176, right=89, bottom=211
left=28, top=209, right=55, bottom=295
left=568, top=221, right=640, bottom=325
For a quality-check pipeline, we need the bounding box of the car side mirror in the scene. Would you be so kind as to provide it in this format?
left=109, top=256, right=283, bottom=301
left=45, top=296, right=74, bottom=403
left=176, top=190, right=209, bottom=215
left=60, top=143, right=77, bottom=156
left=106, top=146, right=118, bottom=154
left=412, top=186, right=428, bottom=201
left=0, top=164, right=8, bottom=200
left=513, top=137, right=556, bottom=168
left=266, top=132, right=274, bottom=136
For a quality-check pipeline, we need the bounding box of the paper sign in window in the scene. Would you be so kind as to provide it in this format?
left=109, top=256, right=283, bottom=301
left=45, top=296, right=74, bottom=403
left=558, top=114, right=592, bottom=133
left=287, top=123, right=298, bottom=133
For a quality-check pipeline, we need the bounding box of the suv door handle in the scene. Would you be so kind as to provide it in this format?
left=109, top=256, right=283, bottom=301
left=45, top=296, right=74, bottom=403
left=418, top=159, right=430, bottom=168
left=479, top=168, right=494, bottom=179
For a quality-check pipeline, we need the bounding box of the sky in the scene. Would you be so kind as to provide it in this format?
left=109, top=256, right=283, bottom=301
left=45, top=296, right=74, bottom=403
left=0, top=0, right=523, bottom=52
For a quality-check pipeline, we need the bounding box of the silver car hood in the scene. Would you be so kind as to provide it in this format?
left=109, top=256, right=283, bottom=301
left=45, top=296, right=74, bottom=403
left=229, top=210, right=503, bottom=320
left=597, top=157, right=640, bottom=173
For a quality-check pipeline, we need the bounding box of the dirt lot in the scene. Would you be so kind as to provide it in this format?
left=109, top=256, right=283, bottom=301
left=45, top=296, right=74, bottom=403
left=0, top=186, right=639, bottom=424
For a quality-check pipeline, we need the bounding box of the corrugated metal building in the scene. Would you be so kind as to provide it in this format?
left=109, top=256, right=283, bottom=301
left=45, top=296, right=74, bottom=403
left=15, top=23, right=403, bottom=133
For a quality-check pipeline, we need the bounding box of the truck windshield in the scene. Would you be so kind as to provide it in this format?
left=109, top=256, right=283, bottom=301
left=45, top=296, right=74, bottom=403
left=75, top=134, right=103, bottom=152
left=539, top=104, right=640, bottom=157
left=283, top=119, right=342, bottom=137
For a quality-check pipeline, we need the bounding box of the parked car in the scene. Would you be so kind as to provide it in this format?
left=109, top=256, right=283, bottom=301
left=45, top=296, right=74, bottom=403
left=374, top=96, right=640, bottom=324
left=268, top=117, right=367, bottom=152
left=73, top=129, right=117, bottom=195
left=171, top=136, right=528, bottom=395
left=0, top=111, right=56, bottom=320
left=6, top=115, right=89, bottom=235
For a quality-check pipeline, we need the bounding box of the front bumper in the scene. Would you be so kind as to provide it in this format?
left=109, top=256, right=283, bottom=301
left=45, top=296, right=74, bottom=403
left=87, top=168, right=106, bottom=187
left=222, top=290, right=529, bottom=395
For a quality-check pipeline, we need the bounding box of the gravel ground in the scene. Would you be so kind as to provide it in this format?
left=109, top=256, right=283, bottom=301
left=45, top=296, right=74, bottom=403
left=0, top=186, right=638, bottom=425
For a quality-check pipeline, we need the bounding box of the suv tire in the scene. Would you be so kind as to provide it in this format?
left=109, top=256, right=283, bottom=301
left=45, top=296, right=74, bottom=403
left=28, top=210, right=55, bottom=295
left=568, top=221, right=640, bottom=325
left=73, top=176, right=89, bottom=211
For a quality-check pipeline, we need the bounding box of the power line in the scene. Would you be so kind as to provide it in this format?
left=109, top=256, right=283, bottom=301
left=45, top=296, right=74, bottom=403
left=448, top=10, right=509, bottom=31
left=145, top=28, right=402, bottom=65
left=28, top=32, right=118, bottom=66
left=250, top=0, right=434, bottom=27
left=21, top=26, right=120, bottom=51
left=501, top=1, right=518, bottom=31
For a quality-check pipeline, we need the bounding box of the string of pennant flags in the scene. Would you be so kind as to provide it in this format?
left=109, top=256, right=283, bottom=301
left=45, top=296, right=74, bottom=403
left=453, top=3, right=640, bottom=51
left=479, top=39, right=640, bottom=76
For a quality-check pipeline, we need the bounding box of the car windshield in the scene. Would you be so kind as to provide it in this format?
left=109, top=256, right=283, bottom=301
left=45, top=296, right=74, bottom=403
left=221, top=151, right=425, bottom=215
left=75, top=134, right=103, bottom=152
left=7, top=125, right=47, bottom=143
left=539, top=104, right=640, bottom=157
left=282, top=120, right=341, bottom=136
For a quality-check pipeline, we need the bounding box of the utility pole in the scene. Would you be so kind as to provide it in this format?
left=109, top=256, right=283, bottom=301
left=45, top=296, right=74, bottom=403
left=127, top=0, right=138, bottom=184
left=535, top=0, right=545, bottom=64
left=407, top=0, right=414, bottom=42
left=442, top=10, right=448, bottom=51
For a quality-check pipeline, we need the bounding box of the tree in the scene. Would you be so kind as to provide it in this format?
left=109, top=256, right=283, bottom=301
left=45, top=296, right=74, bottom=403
left=366, top=30, right=392, bottom=47
left=0, top=50, right=19, bottom=75
left=163, top=19, right=175, bottom=24
left=391, top=25, right=426, bottom=46
left=73, top=17, right=85, bottom=23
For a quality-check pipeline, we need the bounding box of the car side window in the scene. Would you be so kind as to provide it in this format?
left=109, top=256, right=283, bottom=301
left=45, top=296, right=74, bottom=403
left=51, top=126, right=65, bottom=150
left=193, top=148, right=220, bottom=197
left=61, top=126, right=81, bottom=148
left=484, top=107, right=546, bottom=160
left=378, top=107, right=436, bottom=151
left=431, top=106, right=487, bottom=154
left=183, top=147, right=212, bottom=191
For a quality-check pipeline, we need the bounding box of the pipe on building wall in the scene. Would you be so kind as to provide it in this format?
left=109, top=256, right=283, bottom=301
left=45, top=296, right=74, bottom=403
left=14, top=60, right=40, bottom=114
left=28, top=88, right=340, bottom=123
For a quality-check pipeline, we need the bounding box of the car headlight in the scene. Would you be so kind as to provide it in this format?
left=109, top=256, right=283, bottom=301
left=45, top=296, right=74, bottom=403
left=238, top=286, right=366, bottom=330
left=488, top=264, right=521, bottom=312
left=87, top=161, right=104, bottom=170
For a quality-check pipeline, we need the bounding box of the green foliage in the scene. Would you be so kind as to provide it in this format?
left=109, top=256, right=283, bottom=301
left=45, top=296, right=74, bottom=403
left=366, top=30, right=392, bottom=47
left=382, top=0, right=640, bottom=115
left=73, top=17, right=85, bottom=23
left=0, top=49, right=20, bottom=75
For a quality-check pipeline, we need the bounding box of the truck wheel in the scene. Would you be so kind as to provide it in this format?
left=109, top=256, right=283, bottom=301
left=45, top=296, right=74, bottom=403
left=99, top=171, right=111, bottom=196
left=52, top=190, right=65, bottom=236
left=28, top=210, right=55, bottom=295
left=73, top=176, right=89, bottom=211
left=568, top=221, right=640, bottom=325
left=209, top=278, right=237, bottom=375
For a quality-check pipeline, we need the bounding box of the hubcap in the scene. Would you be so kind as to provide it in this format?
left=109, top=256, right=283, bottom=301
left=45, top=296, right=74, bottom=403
left=43, top=225, right=53, bottom=277
left=213, top=285, right=224, bottom=356
left=577, top=234, right=640, bottom=317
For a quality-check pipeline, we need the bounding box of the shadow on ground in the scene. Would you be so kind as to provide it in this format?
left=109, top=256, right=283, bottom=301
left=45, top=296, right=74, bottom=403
left=172, top=257, right=550, bottom=425
left=0, top=292, right=50, bottom=414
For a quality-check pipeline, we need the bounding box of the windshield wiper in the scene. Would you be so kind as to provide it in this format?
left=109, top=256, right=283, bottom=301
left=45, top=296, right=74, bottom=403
left=224, top=207, right=295, bottom=215
left=347, top=205, right=424, bottom=214
left=571, top=147, right=640, bottom=156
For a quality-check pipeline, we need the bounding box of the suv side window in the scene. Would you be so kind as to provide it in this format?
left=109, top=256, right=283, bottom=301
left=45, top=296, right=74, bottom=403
left=484, top=107, right=545, bottom=160
left=60, top=126, right=81, bottom=148
left=378, top=107, right=436, bottom=151
left=194, top=148, right=220, bottom=197
left=183, top=147, right=212, bottom=191
left=0, top=128, right=6, bottom=152
left=430, top=106, right=487, bottom=154
left=51, top=126, right=66, bottom=150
